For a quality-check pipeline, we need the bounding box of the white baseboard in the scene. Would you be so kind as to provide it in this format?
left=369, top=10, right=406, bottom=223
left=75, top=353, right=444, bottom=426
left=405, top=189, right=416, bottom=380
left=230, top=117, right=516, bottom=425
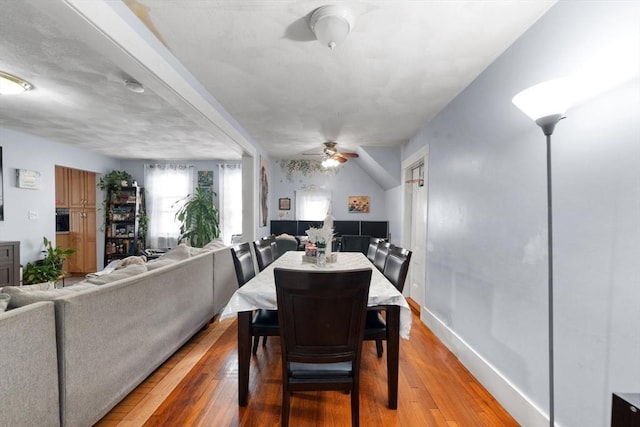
left=421, top=308, right=549, bottom=427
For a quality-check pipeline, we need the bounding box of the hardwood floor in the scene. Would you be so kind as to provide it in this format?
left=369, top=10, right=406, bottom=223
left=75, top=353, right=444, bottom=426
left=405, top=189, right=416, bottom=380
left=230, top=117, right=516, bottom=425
left=95, top=310, right=519, bottom=427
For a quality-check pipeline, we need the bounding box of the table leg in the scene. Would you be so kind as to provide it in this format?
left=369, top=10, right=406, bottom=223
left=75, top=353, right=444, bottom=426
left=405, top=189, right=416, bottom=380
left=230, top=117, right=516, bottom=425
left=238, top=311, right=252, bottom=406
left=385, top=305, right=400, bottom=409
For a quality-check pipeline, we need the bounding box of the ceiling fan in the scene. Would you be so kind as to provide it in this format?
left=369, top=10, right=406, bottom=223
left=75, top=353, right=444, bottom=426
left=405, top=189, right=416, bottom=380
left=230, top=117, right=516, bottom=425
left=303, top=142, right=359, bottom=165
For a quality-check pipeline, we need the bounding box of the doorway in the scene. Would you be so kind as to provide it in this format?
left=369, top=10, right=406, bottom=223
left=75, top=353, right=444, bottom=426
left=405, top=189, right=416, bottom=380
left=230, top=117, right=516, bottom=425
left=402, top=147, right=428, bottom=315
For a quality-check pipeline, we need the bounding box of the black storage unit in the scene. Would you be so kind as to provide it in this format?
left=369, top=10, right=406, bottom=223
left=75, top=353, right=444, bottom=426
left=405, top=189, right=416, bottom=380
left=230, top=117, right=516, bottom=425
left=271, top=220, right=389, bottom=240
left=333, top=220, right=360, bottom=236
left=612, top=393, right=640, bottom=427
left=360, top=221, right=389, bottom=239
left=270, top=220, right=297, bottom=236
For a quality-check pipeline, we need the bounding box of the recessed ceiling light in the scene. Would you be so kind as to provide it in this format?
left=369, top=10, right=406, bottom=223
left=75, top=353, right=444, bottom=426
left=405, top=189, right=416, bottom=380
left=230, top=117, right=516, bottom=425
left=124, top=79, right=145, bottom=93
left=0, top=71, right=33, bottom=95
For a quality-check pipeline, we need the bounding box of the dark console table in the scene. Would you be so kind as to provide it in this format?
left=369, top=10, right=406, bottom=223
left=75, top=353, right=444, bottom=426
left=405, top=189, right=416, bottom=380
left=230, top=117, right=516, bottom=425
left=0, top=241, right=20, bottom=286
left=612, top=393, right=640, bottom=427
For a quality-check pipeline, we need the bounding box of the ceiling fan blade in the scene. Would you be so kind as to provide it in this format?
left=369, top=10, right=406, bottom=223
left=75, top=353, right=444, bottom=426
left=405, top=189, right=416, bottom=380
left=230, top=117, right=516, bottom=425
left=340, top=152, right=359, bottom=158
left=332, top=154, right=348, bottom=163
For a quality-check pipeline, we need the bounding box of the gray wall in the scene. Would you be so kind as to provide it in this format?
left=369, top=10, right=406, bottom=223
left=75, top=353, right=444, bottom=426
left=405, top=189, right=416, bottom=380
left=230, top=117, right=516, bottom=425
left=404, top=1, right=639, bottom=426
left=0, top=128, right=120, bottom=265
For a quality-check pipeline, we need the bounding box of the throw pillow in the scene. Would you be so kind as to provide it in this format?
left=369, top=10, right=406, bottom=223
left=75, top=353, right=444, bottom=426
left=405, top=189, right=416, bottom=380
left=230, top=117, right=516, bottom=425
left=204, top=239, right=227, bottom=250
left=2, top=282, right=98, bottom=309
left=86, top=263, right=147, bottom=285
left=159, top=244, right=191, bottom=261
left=117, top=255, right=147, bottom=269
left=0, top=293, right=10, bottom=312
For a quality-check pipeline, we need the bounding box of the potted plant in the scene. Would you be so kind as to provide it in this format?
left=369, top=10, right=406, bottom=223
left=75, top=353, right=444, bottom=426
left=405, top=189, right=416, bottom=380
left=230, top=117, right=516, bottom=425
left=98, top=170, right=134, bottom=229
left=22, top=237, right=75, bottom=285
left=174, top=187, right=220, bottom=248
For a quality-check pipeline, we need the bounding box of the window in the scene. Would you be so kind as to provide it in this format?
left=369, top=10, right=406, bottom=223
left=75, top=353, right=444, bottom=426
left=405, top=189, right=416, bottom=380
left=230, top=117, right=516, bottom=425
left=295, top=189, right=331, bottom=221
left=144, top=164, right=194, bottom=249
left=218, top=163, right=242, bottom=244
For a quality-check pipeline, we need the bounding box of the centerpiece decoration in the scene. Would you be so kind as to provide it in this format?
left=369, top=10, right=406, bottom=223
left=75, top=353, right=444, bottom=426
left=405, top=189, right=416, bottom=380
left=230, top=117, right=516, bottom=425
left=303, top=225, right=336, bottom=265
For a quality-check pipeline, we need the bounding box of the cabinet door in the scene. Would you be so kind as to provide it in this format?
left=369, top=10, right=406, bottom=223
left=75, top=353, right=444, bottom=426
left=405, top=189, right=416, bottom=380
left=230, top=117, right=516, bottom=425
left=68, top=209, right=84, bottom=272
left=69, top=169, right=96, bottom=208
left=55, top=166, right=69, bottom=207
left=84, top=210, right=97, bottom=273
left=56, top=233, right=70, bottom=275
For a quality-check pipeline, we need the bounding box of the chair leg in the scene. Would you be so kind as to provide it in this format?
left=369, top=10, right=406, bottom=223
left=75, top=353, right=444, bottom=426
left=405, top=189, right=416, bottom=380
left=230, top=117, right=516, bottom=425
left=375, top=339, right=383, bottom=358
left=252, top=336, right=259, bottom=355
left=262, top=335, right=268, bottom=347
left=351, top=385, right=359, bottom=427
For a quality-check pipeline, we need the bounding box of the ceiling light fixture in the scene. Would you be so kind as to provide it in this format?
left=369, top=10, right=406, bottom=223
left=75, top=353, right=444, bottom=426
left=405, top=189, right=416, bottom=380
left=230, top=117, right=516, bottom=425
left=321, top=157, right=340, bottom=168
left=124, top=79, right=145, bottom=93
left=309, top=5, right=354, bottom=50
left=0, top=71, right=33, bottom=95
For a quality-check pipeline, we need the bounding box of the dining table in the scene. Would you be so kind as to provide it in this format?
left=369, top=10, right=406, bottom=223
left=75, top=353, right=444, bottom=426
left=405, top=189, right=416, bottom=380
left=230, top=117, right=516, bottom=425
left=219, top=250, right=412, bottom=409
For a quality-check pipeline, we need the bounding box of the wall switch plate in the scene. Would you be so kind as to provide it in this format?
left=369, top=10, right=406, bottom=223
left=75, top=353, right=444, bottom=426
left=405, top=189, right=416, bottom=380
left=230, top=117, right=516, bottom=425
left=28, top=210, right=39, bottom=220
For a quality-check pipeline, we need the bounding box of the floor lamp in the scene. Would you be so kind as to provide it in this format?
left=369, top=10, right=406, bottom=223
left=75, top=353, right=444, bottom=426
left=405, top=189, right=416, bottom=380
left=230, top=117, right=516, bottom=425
left=513, top=78, right=573, bottom=427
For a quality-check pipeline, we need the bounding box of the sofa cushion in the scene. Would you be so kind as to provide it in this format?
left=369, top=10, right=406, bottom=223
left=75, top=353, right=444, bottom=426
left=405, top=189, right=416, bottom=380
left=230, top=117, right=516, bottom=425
left=161, top=244, right=191, bottom=261
left=86, top=263, right=147, bottom=285
left=117, top=255, right=147, bottom=269
left=204, top=239, right=227, bottom=250
left=2, top=282, right=98, bottom=309
left=145, top=258, right=176, bottom=271
left=0, top=293, right=9, bottom=312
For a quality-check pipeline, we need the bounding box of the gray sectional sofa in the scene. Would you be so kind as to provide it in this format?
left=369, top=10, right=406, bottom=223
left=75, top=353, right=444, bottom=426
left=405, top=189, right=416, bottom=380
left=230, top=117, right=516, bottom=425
left=0, top=243, right=238, bottom=427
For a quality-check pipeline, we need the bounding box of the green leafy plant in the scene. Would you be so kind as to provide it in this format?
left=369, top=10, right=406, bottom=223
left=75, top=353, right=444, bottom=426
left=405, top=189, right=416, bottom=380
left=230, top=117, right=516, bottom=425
left=98, top=170, right=134, bottom=230
left=174, top=187, right=220, bottom=248
left=22, top=237, right=75, bottom=285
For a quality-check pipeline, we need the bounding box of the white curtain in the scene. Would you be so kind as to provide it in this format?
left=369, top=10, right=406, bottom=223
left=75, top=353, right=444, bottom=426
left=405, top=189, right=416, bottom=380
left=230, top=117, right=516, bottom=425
left=295, top=189, right=331, bottom=220
left=218, top=163, right=242, bottom=244
left=144, top=164, right=194, bottom=249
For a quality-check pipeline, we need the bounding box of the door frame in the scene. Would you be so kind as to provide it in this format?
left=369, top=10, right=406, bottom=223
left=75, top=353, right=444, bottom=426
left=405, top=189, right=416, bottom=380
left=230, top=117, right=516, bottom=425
left=401, top=146, right=429, bottom=317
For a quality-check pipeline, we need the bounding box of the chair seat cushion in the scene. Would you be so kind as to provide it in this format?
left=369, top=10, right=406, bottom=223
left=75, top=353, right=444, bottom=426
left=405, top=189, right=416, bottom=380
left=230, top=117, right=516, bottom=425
left=288, top=361, right=352, bottom=378
left=252, top=308, right=279, bottom=328
left=364, top=310, right=386, bottom=331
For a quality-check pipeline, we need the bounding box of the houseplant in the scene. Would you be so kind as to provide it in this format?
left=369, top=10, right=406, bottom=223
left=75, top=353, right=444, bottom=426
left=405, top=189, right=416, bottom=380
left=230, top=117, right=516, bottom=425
left=174, top=187, right=220, bottom=248
left=98, top=170, right=134, bottom=229
left=22, top=237, right=75, bottom=285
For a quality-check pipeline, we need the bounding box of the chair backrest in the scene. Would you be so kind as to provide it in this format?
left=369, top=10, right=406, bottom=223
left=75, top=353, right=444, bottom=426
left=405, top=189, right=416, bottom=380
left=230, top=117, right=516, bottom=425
left=262, top=235, right=279, bottom=259
left=366, top=237, right=382, bottom=262
left=340, top=235, right=370, bottom=254
left=230, top=242, right=256, bottom=286
left=253, top=239, right=275, bottom=271
left=383, top=247, right=412, bottom=292
left=275, top=235, right=299, bottom=256
left=274, top=268, right=372, bottom=364
left=373, top=241, right=393, bottom=271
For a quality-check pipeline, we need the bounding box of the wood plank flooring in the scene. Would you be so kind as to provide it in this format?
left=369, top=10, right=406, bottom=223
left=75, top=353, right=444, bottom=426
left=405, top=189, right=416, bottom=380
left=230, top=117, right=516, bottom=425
left=95, top=308, right=519, bottom=426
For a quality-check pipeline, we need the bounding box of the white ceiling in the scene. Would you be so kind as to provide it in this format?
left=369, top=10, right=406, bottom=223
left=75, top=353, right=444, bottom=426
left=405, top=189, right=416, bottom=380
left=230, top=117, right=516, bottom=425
left=0, top=0, right=555, bottom=161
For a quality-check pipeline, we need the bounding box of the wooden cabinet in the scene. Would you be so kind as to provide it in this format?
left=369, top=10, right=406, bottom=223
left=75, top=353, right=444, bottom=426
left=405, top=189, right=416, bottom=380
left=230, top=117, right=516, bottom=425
left=0, top=241, right=20, bottom=286
left=68, top=209, right=97, bottom=274
left=104, top=186, right=142, bottom=265
left=55, top=166, right=69, bottom=207
left=69, top=168, right=96, bottom=209
left=55, top=167, right=97, bottom=274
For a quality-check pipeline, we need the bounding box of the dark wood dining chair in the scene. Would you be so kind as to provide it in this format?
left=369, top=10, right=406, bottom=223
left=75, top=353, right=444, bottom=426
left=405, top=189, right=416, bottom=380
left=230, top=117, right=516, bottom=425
left=372, top=241, right=393, bottom=272
left=366, top=237, right=383, bottom=263
left=262, top=235, right=279, bottom=259
left=231, top=242, right=279, bottom=355
left=253, top=239, right=275, bottom=271
left=365, top=246, right=412, bottom=357
left=274, top=267, right=372, bottom=427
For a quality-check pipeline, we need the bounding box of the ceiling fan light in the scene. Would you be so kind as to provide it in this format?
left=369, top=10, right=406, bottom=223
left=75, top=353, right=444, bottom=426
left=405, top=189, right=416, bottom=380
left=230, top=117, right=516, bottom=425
left=309, top=5, right=353, bottom=50
left=0, top=71, right=33, bottom=95
left=322, top=157, right=340, bottom=168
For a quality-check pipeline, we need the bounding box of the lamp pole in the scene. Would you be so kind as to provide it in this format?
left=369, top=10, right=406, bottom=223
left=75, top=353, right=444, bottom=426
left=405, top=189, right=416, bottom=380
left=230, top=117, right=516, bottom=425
left=535, top=113, right=564, bottom=427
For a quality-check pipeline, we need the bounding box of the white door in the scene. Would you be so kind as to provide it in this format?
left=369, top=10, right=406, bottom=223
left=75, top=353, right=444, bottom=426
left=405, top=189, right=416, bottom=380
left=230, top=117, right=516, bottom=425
left=407, top=164, right=426, bottom=308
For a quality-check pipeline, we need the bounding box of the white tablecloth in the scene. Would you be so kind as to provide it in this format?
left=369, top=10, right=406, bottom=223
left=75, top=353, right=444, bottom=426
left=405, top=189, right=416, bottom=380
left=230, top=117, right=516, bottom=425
left=220, top=251, right=412, bottom=339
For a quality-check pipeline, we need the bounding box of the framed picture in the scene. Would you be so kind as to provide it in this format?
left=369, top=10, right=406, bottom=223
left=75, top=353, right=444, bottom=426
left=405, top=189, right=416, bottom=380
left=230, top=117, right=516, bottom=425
left=260, top=156, right=269, bottom=227
left=279, top=197, right=291, bottom=210
left=197, top=170, right=213, bottom=187
left=348, top=196, right=370, bottom=213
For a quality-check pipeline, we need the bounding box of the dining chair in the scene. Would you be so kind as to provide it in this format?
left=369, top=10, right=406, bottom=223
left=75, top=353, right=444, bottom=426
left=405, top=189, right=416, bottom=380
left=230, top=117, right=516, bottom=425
left=274, top=267, right=372, bottom=427
left=262, top=235, right=279, bottom=259
left=366, top=237, right=383, bottom=263
left=372, top=241, right=393, bottom=272
left=365, top=246, right=412, bottom=357
left=230, top=242, right=279, bottom=354
left=253, top=239, right=276, bottom=271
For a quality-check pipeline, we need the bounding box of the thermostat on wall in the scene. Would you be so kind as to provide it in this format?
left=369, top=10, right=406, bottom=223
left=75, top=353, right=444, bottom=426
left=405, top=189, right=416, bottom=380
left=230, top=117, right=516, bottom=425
left=16, top=169, right=41, bottom=189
